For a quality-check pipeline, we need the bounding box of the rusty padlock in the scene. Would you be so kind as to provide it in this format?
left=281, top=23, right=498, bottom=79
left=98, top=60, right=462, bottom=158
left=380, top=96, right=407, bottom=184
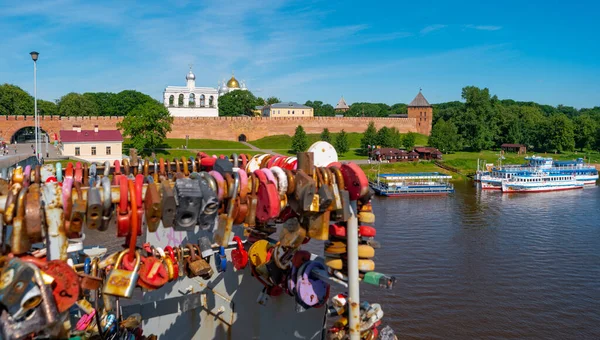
left=174, top=178, right=203, bottom=230
left=161, top=180, right=176, bottom=228
left=293, top=170, right=316, bottom=212
left=10, top=188, right=30, bottom=254
left=103, top=249, right=140, bottom=298
left=24, top=183, right=44, bottom=243
left=100, top=176, right=115, bottom=231
left=144, top=176, right=162, bottom=232
left=78, top=258, right=103, bottom=291
left=138, top=255, right=169, bottom=289
left=87, top=178, right=102, bottom=230
left=185, top=244, right=212, bottom=278
left=69, top=181, right=87, bottom=236
left=116, top=176, right=132, bottom=237
left=214, top=173, right=239, bottom=246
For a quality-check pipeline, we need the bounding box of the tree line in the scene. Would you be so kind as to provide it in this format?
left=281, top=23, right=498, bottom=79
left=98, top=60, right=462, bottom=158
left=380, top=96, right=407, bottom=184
left=358, top=122, right=418, bottom=153
left=291, top=126, right=350, bottom=155
left=428, top=86, right=600, bottom=153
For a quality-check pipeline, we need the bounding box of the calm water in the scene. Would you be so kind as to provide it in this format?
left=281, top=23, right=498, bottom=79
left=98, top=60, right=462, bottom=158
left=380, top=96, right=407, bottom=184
left=362, top=181, right=600, bottom=339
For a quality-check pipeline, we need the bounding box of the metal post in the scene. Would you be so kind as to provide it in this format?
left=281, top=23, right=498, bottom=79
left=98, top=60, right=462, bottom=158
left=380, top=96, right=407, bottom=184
left=347, top=202, right=361, bottom=340
left=34, top=59, right=38, bottom=162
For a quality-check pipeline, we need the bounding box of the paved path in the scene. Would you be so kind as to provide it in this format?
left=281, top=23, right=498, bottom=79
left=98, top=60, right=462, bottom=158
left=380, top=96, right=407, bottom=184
left=240, top=142, right=260, bottom=151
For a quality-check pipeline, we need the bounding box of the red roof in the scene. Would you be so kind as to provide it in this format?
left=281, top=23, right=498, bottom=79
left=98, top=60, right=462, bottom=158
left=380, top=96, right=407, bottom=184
left=60, top=130, right=123, bottom=143
left=414, top=147, right=438, bottom=153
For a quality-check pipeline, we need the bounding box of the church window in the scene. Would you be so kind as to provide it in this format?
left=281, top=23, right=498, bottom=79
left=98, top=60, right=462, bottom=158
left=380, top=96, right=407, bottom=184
left=75, top=147, right=80, bottom=156
left=169, top=95, right=174, bottom=107
left=288, top=110, right=290, bottom=114
left=200, top=95, right=206, bottom=107
left=209, top=96, right=214, bottom=107
left=178, top=94, right=184, bottom=107
left=302, top=111, right=304, bottom=114
left=91, top=147, right=96, bottom=156
left=189, top=93, right=196, bottom=107
left=292, top=111, right=295, bottom=115
left=278, top=110, right=280, bottom=114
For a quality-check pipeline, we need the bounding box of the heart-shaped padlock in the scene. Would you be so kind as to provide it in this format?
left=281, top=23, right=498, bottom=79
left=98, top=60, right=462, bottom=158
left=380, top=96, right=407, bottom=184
left=231, top=236, right=248, bottom=270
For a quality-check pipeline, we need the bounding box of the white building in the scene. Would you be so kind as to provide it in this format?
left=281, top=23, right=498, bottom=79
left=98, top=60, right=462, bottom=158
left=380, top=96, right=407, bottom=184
left=163, top=67, right=219, bottom=117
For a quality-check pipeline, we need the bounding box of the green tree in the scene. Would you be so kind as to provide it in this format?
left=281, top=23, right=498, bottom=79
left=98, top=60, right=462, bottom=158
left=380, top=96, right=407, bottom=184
left=0, top=84, right=34, bottom=115
left=360, top=121, right=377, bottom=154
left=305, top=100, right=335, bottom=116
left=453, top=86, right=496, bottom=151
left=541, top=114, right=575, bottom=152
left=113, top=90, right=155, bottom=116
left=389, top=127, right=402, bottom=148
left=37, top=100, right=58, bottom=116
left=320, top=128, right=331, bottom=143
left=376, top=126, right=399, bottom=147
left=117, top=101, right=173, bottom=156
left=83, top=92, right=118, bottom=116
left=573, top=115, right=597, bottom=151
left=334, top=129, right=350, bottom=155
left=291, top=125, right=309, bottom=153
left=346, top=103, right=388, bottom=117
left=402, top=132, right=417, bottom=149
left=58, top=92, right=98, bottom=116
left=218, top=90, right=258, bottom=116
left=266, top=97, right=280, bottom=105
left=428, top=119, right=462, bottom=153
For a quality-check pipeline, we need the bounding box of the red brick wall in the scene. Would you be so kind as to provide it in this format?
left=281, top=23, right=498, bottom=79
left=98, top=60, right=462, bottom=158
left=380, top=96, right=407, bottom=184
left=0, top=115, right=424, bottom=142
left=407, top=107, right=433, bottom=135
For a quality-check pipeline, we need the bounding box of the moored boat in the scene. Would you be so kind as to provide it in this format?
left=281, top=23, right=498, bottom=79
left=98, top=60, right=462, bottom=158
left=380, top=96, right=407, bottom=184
left=501, top=172, right=584, bottom=193
left=370, top=172, right=454, bottom=196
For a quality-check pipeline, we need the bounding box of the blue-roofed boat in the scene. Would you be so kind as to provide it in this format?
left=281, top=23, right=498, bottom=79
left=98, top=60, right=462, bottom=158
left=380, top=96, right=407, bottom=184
left=369, top=172, right=454, bottom=196
left=476, top=155, right=598, bottom=190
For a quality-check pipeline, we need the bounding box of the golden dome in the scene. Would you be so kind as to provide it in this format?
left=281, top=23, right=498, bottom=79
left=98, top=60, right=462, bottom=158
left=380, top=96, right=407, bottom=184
left=226, top=76, right=240, bottom=88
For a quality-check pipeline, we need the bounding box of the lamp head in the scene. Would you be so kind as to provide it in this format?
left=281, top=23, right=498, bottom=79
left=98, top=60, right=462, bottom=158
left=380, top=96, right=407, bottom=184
left=30, top=51, right=39, bottom=61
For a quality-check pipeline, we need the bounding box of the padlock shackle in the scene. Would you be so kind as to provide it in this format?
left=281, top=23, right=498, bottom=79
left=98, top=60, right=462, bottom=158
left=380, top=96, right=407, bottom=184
left=232, top=236, right=244, bottom=250
left=128, top=179, right=139, bottom=262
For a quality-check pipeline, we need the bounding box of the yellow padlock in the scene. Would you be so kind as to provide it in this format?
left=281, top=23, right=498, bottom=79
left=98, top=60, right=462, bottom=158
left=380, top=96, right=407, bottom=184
left=102, top=250, right=140, bottom=298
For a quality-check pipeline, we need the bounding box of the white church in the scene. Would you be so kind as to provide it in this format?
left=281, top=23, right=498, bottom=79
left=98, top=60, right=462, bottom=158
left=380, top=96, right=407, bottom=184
left=163, top=67, right=247, bottom=117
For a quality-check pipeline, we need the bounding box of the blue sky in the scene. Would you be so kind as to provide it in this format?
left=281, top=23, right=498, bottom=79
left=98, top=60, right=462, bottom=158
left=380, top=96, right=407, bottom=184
left=1, top=0, right=598, bottom=108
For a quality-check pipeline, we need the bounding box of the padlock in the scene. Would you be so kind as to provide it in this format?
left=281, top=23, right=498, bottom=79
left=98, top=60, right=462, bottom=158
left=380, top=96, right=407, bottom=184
left=245, top=173, right=259, bottom=228
left=87, top=179, right=103, bottom=230
left=164, top=246, right=179, bottom=279
left=0, top=258, right=39, bottom=319
left=25, top=183, right=44, bottom=243
left=195, top=244, right=214, bottom=280
left=78, top=258, right=103, bottom=291
left=315, top=168, right=334, bottom=211
left=134, top=173, right=145, bottom=233
left=116, top=176, right=132, bottom=237
left=0, top=261, right=60, bottom=339
left=42, top=181, right=67, bottom=261
left=174, top=178, right=203, bottom=230
left=217, top=246, right=227, bottom=272
left=144, top=176, right=162, bottom=232
left=185, top=244, right=212, bottom=277
left=293, top=170, right=316, bottom=212
left=256, top=287, right=270, bottom=306
left=69, top=181, right=87, bottom=236
left=103, top=249, right=140, bottom=298
left=231, top=236, right=248, bottom=270
left=279, top=217, right=307, bottom=248
left=10, top=187, right=30, bottom=254
left=340, top=162, right=370, bottom=200
left=307, top=211, right=330, bottom=241
left=214, top=173, right=239, bottom=246
left=4, top=182, right=22, bottom=224
left=198, top=236, right=214, bottom=259
left=191, top=172, right=218, bottom=230
left=362, top=272, right=396, bottom=289
left=161, top=180, right=176, bottom=228
left=100, top=176, right=115, bottom=231
left=254, top=170, right=279, bottom=222
left=138, top=255, right=169, bottom=289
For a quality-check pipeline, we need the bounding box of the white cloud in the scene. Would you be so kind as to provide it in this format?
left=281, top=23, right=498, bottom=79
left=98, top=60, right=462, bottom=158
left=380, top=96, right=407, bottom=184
left=420, top=24, right=447, bottom=35
left=465, top=25, right=502, bottom=31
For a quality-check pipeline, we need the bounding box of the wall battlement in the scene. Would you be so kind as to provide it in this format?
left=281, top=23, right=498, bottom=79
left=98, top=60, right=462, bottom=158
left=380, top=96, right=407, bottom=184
left=0, top=115, right=425, bottom=142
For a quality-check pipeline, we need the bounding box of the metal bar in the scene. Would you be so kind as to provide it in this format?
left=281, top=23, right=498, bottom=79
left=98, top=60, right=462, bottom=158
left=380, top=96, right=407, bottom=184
left=34, top=60, right=38, bottom=163
left=346, top=201, right=360, bottom=340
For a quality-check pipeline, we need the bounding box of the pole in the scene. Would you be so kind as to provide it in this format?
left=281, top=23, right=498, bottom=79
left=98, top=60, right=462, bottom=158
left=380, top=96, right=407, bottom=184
left=33, top=59, right=38, bottom=163
left=346, top=202, right=360, bottom=340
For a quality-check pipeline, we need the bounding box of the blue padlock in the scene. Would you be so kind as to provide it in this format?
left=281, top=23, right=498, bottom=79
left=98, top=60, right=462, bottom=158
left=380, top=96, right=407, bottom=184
left=218, top=246, right=227, bottom=272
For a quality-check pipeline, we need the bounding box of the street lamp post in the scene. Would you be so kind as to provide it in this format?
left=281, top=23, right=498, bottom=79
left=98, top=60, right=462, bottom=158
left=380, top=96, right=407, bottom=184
left=30, top=51, right=39, bottom=162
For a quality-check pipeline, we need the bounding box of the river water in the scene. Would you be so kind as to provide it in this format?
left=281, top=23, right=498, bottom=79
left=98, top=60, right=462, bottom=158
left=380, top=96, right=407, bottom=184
left=362, top=181, right=600, bottom=339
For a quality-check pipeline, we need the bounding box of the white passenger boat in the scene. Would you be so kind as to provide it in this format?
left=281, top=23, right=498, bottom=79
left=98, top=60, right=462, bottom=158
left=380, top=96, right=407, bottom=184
left=501, top=173, right=584, bottom=193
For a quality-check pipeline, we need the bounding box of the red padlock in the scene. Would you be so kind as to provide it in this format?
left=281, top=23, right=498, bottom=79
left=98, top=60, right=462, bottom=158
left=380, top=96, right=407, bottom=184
left=329, top=224, right=347, bottom=238
left=134, top=174, right=144, bottom=235
left=137, top=256, right=169, bottom=289
left=254, top=169, right=280, bottom=222
left=340, top=162, right=369, bottom=200
left=116, top=176, right=131, bottom=237
left=359, top=225, right=376, bottom=238
left=231, top=236, right=248, bottom=270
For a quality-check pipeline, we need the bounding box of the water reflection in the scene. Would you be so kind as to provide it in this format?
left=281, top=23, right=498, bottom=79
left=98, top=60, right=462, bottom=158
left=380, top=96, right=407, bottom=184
left=363, top=181, right=600, bottom=339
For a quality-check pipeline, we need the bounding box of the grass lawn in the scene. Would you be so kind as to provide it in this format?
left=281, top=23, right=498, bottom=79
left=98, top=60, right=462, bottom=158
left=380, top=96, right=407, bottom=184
left=249, top=132, right=428, bottom=150
left=124, top=138, right=249, bottom=150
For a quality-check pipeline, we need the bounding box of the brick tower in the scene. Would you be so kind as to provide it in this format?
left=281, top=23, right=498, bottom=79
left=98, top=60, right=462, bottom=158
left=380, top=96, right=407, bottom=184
left=407, top=90, right=433, bottom=135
